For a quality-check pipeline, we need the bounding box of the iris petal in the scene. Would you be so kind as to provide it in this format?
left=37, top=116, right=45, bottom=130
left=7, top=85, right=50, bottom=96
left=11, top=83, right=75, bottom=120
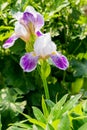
left=24, top=6, right=37, bottom=18
left=23, top=12, right=44, bottom=32
left=23, top=12, right=35, bottom=24
left=20, top=53, right=39, bottom=72
left=35, top=13, right=44, bottom=31
left=3, top=34, right=18, bottom=49
left=34, top=33, right=56, bottom=57
left=50, top=53, right=69, bottom=70
left=13, top=11, right=23, bottom=20
left=15, top=21, right=29, bottom=41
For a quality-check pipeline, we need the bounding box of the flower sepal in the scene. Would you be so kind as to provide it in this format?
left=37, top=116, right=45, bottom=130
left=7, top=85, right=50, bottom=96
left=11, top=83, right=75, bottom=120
left=50, top=53, right=69, bottom=70
left=20, top=52, right=39, bottom=72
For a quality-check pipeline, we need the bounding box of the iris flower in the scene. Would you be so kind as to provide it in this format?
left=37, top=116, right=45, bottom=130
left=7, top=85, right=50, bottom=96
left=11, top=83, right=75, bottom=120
left=20, top=33, right=69, bottom=72
left=3, top=6, right=44, bottom=49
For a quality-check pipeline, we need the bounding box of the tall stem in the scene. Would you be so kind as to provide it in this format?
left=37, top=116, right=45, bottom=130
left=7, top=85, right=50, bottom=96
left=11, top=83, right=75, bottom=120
left=41, top=74, right=50, bottom=99
left=40, top=60, right=50, bottom=99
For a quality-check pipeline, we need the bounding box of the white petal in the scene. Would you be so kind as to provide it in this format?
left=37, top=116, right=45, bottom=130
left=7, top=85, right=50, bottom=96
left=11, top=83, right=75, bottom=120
left=34, top=33, right=56, bottom=57
left=15, top=22, right=28, bottom=39
left=13, top=11, right=23, bottom=20
left=25, top=6, right=37, bottom=18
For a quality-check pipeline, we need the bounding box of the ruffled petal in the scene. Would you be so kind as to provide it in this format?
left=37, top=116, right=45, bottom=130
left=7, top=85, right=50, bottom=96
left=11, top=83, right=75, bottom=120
left=20, top=53, right=39, bottom=72
left=23, top=9, right=44, bottom=32
left=13, top=11, right=23, bottom=20
left=23, top=12, right=35, bottom=24
left=35, top=13, right=44, bottom=31
left=34, top=33, right=56, bottom=57
left=15, top=21, right=29, bottom=41
left=50, top=53, right=69, bottom=70
left=24, top=6, right=37, bottom=18
left=2, top=34, right=18, bottom=49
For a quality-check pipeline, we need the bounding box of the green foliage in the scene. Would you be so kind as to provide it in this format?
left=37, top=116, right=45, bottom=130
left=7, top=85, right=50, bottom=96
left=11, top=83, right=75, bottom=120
left=7, top=94, right=87, bottom=130
left=0, top=115, right=2, bottom=130
left=32, top=106, right=46, bottom=123
left=1, top=0, right=87, bottom=129
left=71, top=78, right=84, bottom=93
left=0, top=88, right=26, bottom=129
left=78, top=122, right=87, bottom=130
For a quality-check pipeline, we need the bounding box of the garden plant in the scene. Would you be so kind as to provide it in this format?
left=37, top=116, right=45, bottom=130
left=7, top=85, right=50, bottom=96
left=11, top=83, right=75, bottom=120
left=1, top=0, right=87, bottom=130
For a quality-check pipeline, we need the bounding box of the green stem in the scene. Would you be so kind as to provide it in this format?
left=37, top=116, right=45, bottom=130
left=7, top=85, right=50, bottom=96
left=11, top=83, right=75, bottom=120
left=63, top=71, right=66, bottom=82
left=26, top=41, right=33, bottom=52
left=41, top=74, right=50, bottom=99
left=40, top=60, right=50, bottom=99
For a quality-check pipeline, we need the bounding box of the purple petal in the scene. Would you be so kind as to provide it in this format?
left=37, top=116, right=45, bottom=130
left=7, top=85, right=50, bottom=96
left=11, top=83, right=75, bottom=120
left=50, top=53, right=69, bottom=70
left=23, top=12, right=44, bottom=31
left=20, top=53, right=39, bottom=72
left=35, top=13, right=44, bottom=31
left=3, top=34, right=18, bottom=49
left=23, top=12, right=35, bottom=24
left=36, top=30, right=43, bottom=37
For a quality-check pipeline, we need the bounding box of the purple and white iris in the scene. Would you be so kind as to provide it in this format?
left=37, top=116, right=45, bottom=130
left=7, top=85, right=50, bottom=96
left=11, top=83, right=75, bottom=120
left=3, top=6, right=44, bottom=49
left=20, top=33, right=69, bottom=72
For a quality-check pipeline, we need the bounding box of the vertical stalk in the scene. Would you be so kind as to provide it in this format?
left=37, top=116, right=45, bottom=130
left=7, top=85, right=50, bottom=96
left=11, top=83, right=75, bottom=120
left=40, top=60, right=50, bottom=99
left=41, top=74, right=50, bottom=99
